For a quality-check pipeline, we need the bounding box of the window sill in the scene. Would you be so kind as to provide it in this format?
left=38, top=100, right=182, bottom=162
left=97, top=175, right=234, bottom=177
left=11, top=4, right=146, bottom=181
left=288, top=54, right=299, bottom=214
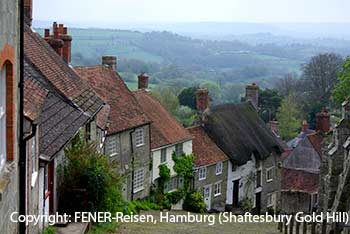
left=266, top=179, right=273, bottom=183
left=214, top=193, right=221, bottom=197
left=133, top=186, right=144, bottom=194
left=199, top=177, right=206, bottom=181
left=109, top=153, right=118, bottom=157
left=216, top=172, right=222, bottom=176
left=136, top=143, right=145, bottom=148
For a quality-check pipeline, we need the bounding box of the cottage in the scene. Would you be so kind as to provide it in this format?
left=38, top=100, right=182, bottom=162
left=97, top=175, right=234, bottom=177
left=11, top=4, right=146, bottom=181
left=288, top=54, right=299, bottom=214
left=198, top=84, right=283, bottom=213
left=187, top=125, right=229, bottom=211
left=0, top=0, right=20, bottom=233
left=75, top=58, right=152, bottom=200
left=133, top=76, right=192, bottom=195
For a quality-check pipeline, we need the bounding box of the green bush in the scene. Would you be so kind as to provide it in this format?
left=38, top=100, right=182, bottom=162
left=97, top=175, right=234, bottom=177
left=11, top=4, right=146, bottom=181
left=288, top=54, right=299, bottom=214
left=166, top=189, right=185, bottom=204
left=126, top=200, right=162, bottom=214
left=42, top=226, right=55, bottom=234
left=239, top=197, right=253, bottom=212
left=182, top=191, right=206, bottom=213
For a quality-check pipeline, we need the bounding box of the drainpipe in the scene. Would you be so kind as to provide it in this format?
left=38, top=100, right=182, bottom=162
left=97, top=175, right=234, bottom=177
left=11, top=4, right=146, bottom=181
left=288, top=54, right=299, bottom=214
left=129, top=128, right=136, bottom=201
left=19, top=0, right=25, bottom=233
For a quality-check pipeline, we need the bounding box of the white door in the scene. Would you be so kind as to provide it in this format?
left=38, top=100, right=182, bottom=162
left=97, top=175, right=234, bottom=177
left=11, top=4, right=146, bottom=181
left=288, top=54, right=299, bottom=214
left=203, top=185, right=212, bottom=210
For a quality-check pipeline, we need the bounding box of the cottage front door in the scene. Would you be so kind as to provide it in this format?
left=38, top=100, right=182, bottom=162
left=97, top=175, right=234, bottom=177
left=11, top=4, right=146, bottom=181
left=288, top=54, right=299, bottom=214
left=232, top=179, right=240, bottom=207
left=203, top=185, right=212, bottom=210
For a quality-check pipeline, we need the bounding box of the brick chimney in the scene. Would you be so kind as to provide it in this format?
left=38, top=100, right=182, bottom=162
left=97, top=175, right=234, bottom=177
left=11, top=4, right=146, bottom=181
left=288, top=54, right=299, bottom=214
left=301, top=120, right=309, bottom=132
left=102, top=56, right=117, bottom=71
left=44, top=22, right=72, bottom=63
left=269, top=120, right=280, bottom=137
left=24, top=0, right=33, bottom=26
left=245, top=83, right=259, bottom=109
left=138, top=73, right=149, bottom=89
left=196, top=89, right=209, bottom=112
left=316, top=107, right=330, bottom=133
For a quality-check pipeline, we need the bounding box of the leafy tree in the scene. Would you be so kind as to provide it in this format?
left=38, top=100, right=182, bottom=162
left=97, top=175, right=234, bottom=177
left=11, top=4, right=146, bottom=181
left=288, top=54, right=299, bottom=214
left=151, top=87, right=179, bottom=115
left=275, top=73, right=299, bottom=97
left=259, top=89, right=283, bottom=122
left=333, top=57, right=350, bottom=105
left=199, top=81, right=221, bottom=103
left=276, top=95, right=302, bottom=140
left=221, top=83, right=244, bottom=104
left=178, top=87, right=198, bottom=109
left=172, top=152, right=194, bottom=191
left=175, top=106, right=197, bottom=127
left=301, top=53, right=343, bottom=107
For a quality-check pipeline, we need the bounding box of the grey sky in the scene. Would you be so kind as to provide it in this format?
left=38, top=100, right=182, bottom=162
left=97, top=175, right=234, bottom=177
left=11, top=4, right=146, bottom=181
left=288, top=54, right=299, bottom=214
left=34, top=0, right=349, bottom=23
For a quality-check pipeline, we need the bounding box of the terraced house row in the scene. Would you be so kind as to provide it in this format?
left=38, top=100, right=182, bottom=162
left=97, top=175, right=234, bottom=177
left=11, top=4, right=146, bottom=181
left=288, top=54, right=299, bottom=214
left=1, top=1, right=296, bottom=233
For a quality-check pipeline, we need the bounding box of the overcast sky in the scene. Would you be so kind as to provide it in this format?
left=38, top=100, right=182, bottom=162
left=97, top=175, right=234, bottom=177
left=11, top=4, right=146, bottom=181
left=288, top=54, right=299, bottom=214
left=34, top=0, right=349, bottom=23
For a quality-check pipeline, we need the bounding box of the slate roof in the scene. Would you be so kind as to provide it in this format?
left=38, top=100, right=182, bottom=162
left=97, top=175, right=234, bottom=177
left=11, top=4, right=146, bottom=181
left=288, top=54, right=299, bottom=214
left=133, top=89, right=192, bottom=149
left=282, top=168, right=319, bottom=194
left=74, top=66, right=150, bottom=134
left=24, top=24, right=104, bottom=116
left=287, top=128, right=315, bottom=148
left=24, top=59, right=89, bottom=161
left=202, top=102, right=282, bottom=165
left=187, top=126, right=228, bottom=167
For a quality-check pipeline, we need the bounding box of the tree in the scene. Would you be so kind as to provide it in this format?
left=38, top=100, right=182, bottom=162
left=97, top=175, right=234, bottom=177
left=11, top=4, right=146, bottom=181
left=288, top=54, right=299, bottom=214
left=275, top=73, right=299, bottom=97
left=259, top=89, right=283, bottom=122
left=221, top=83, right=244, bottom=104
left=178, top=87, right=198, bottom=109
left=151, top=87, right=179, bottom=115
left=333, top=57, right=350, bottom=105
left=301, top=53, right=343, bottom=107
left=175, top=105, right=197, bottom=127
left=276, top=95, right=302, bottom=140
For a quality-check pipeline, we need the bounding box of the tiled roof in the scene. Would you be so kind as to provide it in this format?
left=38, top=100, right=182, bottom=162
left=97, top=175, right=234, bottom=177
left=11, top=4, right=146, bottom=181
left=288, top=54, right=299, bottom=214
left=282, top=168, right=319, bottom=194
left=307, top=131, right=324, bottom=157
left=74, top=66, right=150, bottom=134
left=133, top=89, right=192, bottom=149
left=96, top=104, right=110, bottom=129
left=203, top=102, right=283, bottom=165
left=187, top=126, right=228, bottom=167
left=24, top=59, right=89, bottom=160
left=24, top=24, right=104, bottom=116
left=24, top=61, right=48, bottom=122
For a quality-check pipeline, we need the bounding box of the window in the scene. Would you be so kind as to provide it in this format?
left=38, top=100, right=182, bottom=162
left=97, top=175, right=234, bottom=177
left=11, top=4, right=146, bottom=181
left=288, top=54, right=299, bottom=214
left=160, top=148, right=167, bottom=163
left=267, top=193, right=274, bottom=207
left=198, top=167, right=206, bottom=180
left=175, top=143, right=183, bottom=156
left=0, top=66, right=6, bottom=171
left=203, top=186, right=210, bottom=199
left=266, top=167, right=274, bottom=182
left=44, top=164, right=49, bottom=193
left=133, top=168, right=144, bottom=192
left=106, top=136, right=118, bottom=157
left=164, top=176, right=179, bottom=192
left=214, top=182, right=222, bottom=196
left=135, top=128, right=144, bottom=147
left=215, top=162, right=223, bottom=175
left=256, top=170, right=262, bottom=187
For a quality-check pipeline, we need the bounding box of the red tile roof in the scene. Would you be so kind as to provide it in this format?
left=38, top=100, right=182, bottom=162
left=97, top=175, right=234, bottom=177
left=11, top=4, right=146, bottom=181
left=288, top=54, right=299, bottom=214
left=24, top=65, right=48, bottom=122
left=75, top=66, right=150, bottom=134
left=24, top=25, right=104, bottom=116
left=282, top=168, right=319, bottom=194
left=96, top=104, right=110, bottom=129
left=133, top=89, right=192, bottom=149
left=187, top=125, right=229, bottom=167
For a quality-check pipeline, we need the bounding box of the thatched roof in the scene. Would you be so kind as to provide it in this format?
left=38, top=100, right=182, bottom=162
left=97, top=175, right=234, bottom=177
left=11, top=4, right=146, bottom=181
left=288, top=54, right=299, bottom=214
left=203, top=102, right=282, bottom=165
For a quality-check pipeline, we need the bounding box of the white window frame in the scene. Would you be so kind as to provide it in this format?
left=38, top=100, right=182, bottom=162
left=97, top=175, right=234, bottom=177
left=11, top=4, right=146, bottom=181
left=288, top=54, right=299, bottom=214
left=135, top=128, right=144, bottom=147
left=107, top=135, right=118, bottom=157
left=160, top=148, right=167, bottom=163
left=267, top=193, right=274, bottom=207
left=266, top=167, right=274, bottom=182
left=214, top=182, right=222, bottom=197
left=133, top=168, right=144, bottom=193
left=175, top=143, right=183, bottom=156
left=0, top=66, right=6, bottom=172
left=198, top=167, right=206, bottom=180
left=215, top=161, right=223, bottom=175
left=31, top=137, right=38, bottom=187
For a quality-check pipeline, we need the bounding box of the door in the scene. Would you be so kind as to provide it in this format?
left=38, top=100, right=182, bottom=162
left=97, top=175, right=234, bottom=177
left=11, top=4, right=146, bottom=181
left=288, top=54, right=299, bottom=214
left=233, top=179, right=240, bottom=207
left=203, top=185, right=212, bottom=210
left=48, top=161, right=54, bottom=214
left=255, top=192, right=261, bottom=214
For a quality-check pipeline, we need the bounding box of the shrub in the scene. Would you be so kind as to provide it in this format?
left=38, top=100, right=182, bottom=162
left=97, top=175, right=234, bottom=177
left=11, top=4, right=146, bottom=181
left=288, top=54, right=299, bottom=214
left=126, top=200, right=162, bottom=214
left=42, top=226, right=55, bottom=234
left=182, top=191, right=206, bottom=213
left=166, top=189, right=185, bottom=204
left=239, top=197, right=253, bottom=213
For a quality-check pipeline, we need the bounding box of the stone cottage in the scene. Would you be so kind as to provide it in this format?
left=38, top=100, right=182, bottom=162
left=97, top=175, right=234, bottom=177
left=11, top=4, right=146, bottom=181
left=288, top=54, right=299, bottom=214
left=197, top=84, right=283, bottom=214
left=133, top=75, right=193, bottom=194
left=187, top=125, right=229, bottom=211
left=0, top=0, right=20, bottom=233
left=75, top=58, right=152, bottom=201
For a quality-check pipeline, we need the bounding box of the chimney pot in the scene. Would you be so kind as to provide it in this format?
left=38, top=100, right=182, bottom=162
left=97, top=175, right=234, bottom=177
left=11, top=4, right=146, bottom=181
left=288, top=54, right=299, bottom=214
left=316, top=107, right=330, bottom=133
left=245, top=83, right=259, bottom=109
left=301, top=120, right=309, bottom=132
left=59, top=24, right=64, bottom=34
left=138, top=73, right=149, bottom=89
left=53, top=27, right=59, bottom=39
left=102, top=56, right=117, bottom=71
left=63, top=27, right=68, bottom=35
left=196, top=89, right=209, bottom=112
left=44, top=29, right=50, bottom=38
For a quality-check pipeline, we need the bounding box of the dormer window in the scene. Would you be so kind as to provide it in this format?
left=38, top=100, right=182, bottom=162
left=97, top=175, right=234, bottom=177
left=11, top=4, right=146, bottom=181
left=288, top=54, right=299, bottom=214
left=135, top=128, right=144, bottom=147
left=0, top=66, right=6, bottom=172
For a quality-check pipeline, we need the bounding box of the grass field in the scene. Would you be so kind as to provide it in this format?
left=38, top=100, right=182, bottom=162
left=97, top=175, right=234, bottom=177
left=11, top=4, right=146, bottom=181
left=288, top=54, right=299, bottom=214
left=88, top=211, right=281, bottom=234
